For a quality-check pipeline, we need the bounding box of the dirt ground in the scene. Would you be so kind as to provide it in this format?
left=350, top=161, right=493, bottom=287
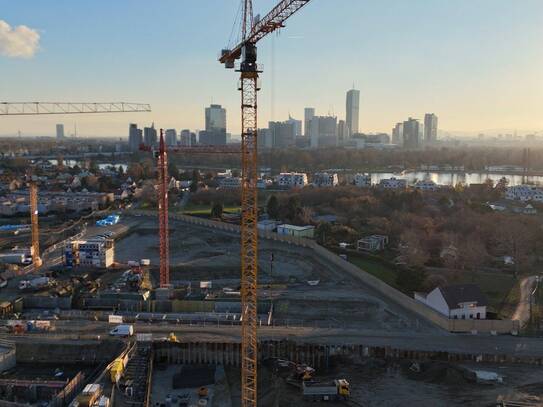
left=114, top=216, right=438, bottom=333
left=262, top=358, right=543, bottom=407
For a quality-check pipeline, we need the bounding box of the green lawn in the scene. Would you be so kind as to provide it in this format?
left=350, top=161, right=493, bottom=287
left=181, top=204, right=241, bottom=216
left=348, top=256, right=399, bottom=289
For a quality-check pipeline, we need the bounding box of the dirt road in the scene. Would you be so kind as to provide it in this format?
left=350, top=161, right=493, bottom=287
left=512, top=275, right=538, bottom=325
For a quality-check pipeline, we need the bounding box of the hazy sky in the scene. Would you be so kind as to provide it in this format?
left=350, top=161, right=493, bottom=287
left=2, top=0, right=542, bottom=138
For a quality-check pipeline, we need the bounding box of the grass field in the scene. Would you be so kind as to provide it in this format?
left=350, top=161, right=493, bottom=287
left=181, top=204, right=241, bottom=216
left=348, top=256, right=399, bottom=289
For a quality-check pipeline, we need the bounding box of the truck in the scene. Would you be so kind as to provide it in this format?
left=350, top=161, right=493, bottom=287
left=18, top=276, right=51, bottom=291
left=75, top=384, right=102, bottom=407
left=109, top=324, right=134, bottom=337
left=302, top=379, right=350, bottom=401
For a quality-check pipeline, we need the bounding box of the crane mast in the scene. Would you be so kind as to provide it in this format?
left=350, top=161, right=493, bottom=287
left=220, top=1, right=312, bottom=406
left=157, top=130, right=170, bottom=288
left=29, top=180, right=42, bottom=268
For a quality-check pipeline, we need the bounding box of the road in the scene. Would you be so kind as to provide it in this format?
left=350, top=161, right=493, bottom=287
left=512, top=275, right=538, bottom=325
left=9, top=321, right=543, bottom=359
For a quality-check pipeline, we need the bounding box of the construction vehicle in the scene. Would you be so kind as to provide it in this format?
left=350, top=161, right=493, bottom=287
left=75, top=384, right=102, bottom=407
left=167, top=332, right=179, bottom=342
left=18, top=276, right=52, bottom=291
left=302, top=379, right=350, bottom=401
left=273, top=358, right=315, bottom=382
left=219, top=2, right=313, bottom=405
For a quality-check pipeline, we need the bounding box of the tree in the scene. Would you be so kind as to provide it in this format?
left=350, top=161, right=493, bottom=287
left=315, top=222, right=332, bottom=245
left=168, top=162, right=179, bottom=180
left=399, top=230, right=430, bottom=268
left=282, top=196, right=302, bottom=223
left=127, top=163, right=144, bottom=180
left=118, top=165, right=125, bottom=176
left=266, top=195, right=280, bottom=219
left=190, top=170, right=200, bottom=193
left=396, top=267, right=427, bottom=294
left=211, top=202, right=223, bottom=219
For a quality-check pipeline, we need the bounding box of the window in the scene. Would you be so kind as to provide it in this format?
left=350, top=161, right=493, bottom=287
left=476, top=313, right=480, bottom=319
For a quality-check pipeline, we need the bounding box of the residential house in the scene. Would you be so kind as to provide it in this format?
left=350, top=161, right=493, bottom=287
left=354, top=173, right=371, bottom=188
left=313, top=172, right=338, bottom=187
left=379, top=177, right=407, bottom=190
left=277, top=173, right=308, bottom=189
left=357, top=235, right=388, bottom=252
left=414, top=284, right=488, bottom=320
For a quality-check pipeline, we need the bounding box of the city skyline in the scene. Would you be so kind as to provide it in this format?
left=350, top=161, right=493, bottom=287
left=1, top=0, right=542, bottom=137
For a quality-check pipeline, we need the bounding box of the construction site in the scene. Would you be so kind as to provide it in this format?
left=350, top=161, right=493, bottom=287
left=1, top=1, right=543, bottom=407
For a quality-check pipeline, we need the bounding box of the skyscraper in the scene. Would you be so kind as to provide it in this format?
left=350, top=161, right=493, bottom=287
left=128, top=123, right=143, bottom=152
left=56, top=124, right=65, bottom=140
left=346, top=88, right=360, bottom=137
left=165, top=129, right=177, bottom=146
left=304, top=107, right=315, bottom=137
left=205, top=104, right=227, bottom=132
left=337, top=120, right=349, bottom=144
left=180, top=129, right=196, bottom=146
left=392, top=122, right=403, bottom=146
left=143, top=123, right=158, bottom=147
left=202, top=104, right=227, bottom=145
left=403, top=118, right=421, bottom=149
left=286, top=115, right=302, bottom=137
left=424, top=113, right=438, bottom=143
left=309, top=116, right=338, bottom=148
left=269, top=120, right=297, bottom=148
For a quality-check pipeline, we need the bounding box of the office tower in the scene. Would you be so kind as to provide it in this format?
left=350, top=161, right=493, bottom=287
left=143, top=123, right=158, bottom=147
left=202, top=104, right=227, bottom=145
left=392, top=122, right=404, bottom=146
left=180, top=129, right=196, bottom=146
left=165, top=129, right=177, bottom=146
left=205, top=104, right=227, bottom=132
left=259, top=128, right=272, bottom=149
left=346, top=88, right=360, bottom=137
left=309, top=116, right=338, bottom=148
left=56, top=124, right=65, bottom=140
left=304, top=107, right=315, bottom=137
left=128, top=123, right=143, bottom=152
left=424, top=113, right=438, bottom=143
left=269, top=120, right=297, bottom=148
left=403, top=118, right=421, bottom=149
left=337, top=120, right=349, bottom=144
left=286, top=115, right=302, bottom=137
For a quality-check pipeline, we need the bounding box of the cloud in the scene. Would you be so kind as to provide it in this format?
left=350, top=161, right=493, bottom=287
left=0, top=20, right=40, bottom=59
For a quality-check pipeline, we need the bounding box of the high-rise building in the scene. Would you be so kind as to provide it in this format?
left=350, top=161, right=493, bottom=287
left=392, top=122, right=403, bottom=146
left=304, top=108, right=315, bottom=137
left=205, top=104, right=226, bottom=132
left=203, top=104, right=227, bottom=145
left=180, top=129, right=196, bottom=146
left=309, top=116, right=338, bottom=148
left=403, top=118, right=421, bottom=149
left=269, top=120, right=297, bottom=148
left=143, top=123, right=158, bottom=147
left=128, top=123, right=143, bottom=152
left=286, top=115, right=302, bottom=137
left=56, top=124, right=65, bottom=140
left=165, top=129, right=177, bottom=146
left=258, top=128, right=272, bottom=149
left=424, top=113, right=438, bottom=143
left=346, top=88, right=360, bottom=137
left=337, top=120, right=349, bottom=144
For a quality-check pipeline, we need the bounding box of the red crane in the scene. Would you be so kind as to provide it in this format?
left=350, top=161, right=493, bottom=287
left=157, top=130, right=170, bottom=287
left=219, top=1, right=312, bottom=405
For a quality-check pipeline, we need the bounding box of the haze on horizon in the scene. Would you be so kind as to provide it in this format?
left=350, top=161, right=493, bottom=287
left=1, top=0, right=542, bottom=138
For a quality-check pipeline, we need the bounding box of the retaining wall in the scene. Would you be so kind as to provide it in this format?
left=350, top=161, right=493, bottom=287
left=128, top=210, right=519, bottom=334
left=153, top=339, right=543, bottom=369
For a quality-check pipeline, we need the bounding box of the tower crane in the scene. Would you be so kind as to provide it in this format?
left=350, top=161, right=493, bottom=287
left=1, top=101, right=151, bottom=270
left=219, top=1, right=312, bottom=405
left=140, top=138, right=240, bottom=288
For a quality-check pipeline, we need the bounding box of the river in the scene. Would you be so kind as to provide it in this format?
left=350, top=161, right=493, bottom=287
left=370, top=171, right=542, bottom=186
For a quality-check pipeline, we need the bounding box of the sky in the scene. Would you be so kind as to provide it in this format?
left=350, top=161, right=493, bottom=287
left=1, top=0, right=542, bottom=138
